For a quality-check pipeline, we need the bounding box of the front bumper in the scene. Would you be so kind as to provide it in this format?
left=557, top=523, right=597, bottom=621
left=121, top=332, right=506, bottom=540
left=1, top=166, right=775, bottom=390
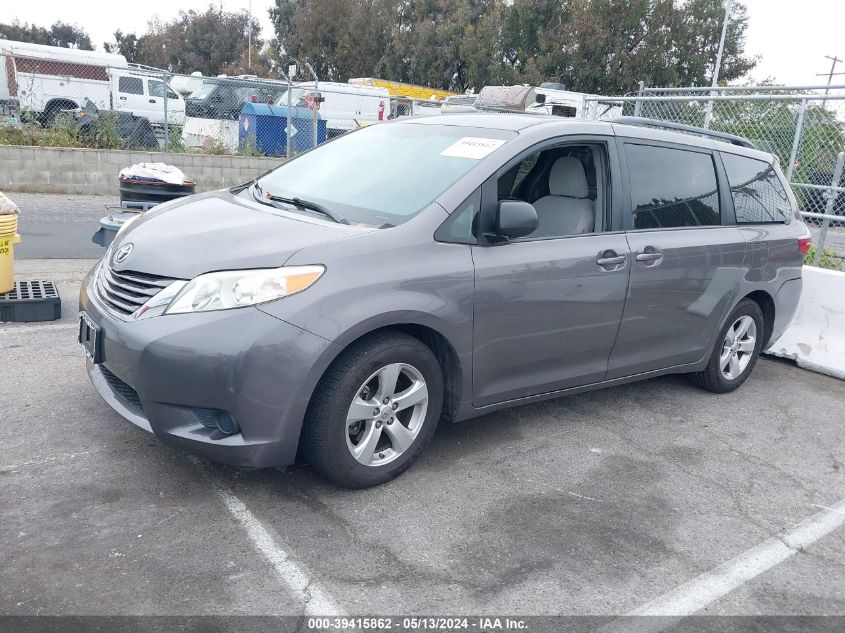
left=80, top=267, right=336, bottom=468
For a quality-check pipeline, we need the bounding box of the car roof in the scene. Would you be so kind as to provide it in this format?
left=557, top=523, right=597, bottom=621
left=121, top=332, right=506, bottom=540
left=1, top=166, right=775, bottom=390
left=398, top=113, right=775, bottom=162
left=403, top=112, right=568, bottom=131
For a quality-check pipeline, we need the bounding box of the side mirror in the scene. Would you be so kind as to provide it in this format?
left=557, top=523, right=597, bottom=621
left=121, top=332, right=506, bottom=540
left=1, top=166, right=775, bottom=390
left=495, top=200, right=538, bottom=240
left=534, top=93, right=546, bottom=104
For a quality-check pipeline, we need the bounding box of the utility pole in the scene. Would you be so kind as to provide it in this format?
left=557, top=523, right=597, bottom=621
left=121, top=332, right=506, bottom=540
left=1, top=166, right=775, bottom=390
left=704, top=0, right=732, bottom=129
left=247, top=0, right=252, bottom=70
left=816, top=55, right=844, bottom=107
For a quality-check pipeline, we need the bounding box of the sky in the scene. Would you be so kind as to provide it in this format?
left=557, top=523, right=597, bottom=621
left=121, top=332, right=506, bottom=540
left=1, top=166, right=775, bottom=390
left=3, top=0, right=845, bottom=88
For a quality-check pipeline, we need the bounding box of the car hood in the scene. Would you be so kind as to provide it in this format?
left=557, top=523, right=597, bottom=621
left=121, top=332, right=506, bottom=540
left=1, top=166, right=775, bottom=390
left=109, top=189, right=371, bottom=279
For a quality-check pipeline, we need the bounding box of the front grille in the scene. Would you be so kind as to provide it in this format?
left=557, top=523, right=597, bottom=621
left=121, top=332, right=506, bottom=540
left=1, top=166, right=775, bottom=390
left=100, top=366, right=143, bottom=411
left=95, top=265, right=177, bottom=317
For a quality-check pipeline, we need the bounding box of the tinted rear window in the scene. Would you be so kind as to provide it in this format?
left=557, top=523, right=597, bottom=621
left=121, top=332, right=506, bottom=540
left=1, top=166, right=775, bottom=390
left=722, top=153, right=791, bottom=224
left=625, top=144, right=720, bottom=229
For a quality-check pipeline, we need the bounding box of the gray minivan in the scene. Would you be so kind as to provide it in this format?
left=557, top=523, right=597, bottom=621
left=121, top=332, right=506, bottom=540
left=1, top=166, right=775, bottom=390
left=79, top=114, right=809, bottom=487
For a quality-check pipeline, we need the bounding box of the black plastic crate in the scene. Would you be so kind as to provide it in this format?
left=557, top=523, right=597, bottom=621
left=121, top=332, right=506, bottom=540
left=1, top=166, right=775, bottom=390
left=0, top=280, right=62, bottom=322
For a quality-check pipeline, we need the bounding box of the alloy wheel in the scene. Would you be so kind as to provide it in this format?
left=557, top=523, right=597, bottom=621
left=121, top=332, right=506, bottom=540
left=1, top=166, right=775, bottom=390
left=345, top=363, right=429, bottom=467
left=720, top=315, right=757, bottom=380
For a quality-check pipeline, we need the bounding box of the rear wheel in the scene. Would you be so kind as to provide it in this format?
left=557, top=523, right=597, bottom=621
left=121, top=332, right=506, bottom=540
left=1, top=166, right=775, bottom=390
left=41, top=100, right=75, bottom=126
left=689, top=299, right=764, bottom=393
left=302, top=332, right=444, bottom=488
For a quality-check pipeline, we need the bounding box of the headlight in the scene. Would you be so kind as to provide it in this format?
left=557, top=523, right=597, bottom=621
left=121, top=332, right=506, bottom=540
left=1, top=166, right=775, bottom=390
left=164, top=265, right=325, bottom=314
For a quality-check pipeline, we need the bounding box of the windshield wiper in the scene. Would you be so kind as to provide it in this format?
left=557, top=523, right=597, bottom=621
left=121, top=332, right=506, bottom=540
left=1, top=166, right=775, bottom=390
left=249, top=182, right=349, bottom=225
left=266, top=193, right=349, bottom=225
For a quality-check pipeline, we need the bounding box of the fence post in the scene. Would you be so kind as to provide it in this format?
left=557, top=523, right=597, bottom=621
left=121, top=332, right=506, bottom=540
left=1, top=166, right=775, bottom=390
left=312, top=78, right=320, bottom=147
left=634, top=80, right=644, bottom=117
left=303, top=60, right=319, bottom=149
left=813, top=151, right=845, bottom=266
left=286, top=73, right=293, bottom=160
left=786, top=99, right=808, bottom=183
left=162, top=70, right=170, bottom=151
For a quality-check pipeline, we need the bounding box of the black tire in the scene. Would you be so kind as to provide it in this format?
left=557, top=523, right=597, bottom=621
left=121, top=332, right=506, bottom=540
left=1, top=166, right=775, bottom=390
left=689, top=299, right=765, bottom=394
left=41, top=100, right=74, bottom=126
left=302, top=331, right=444, bottom=488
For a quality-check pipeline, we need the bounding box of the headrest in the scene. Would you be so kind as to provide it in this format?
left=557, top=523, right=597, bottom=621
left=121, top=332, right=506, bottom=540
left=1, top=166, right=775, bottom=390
left=548, top=157, right=588, bottom=198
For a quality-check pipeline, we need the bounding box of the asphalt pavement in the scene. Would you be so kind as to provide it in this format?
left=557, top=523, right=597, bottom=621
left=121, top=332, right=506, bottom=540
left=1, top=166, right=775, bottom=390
left=12, top=193, right=118, bottom=260
left=1, top=260, right=844, bottom=624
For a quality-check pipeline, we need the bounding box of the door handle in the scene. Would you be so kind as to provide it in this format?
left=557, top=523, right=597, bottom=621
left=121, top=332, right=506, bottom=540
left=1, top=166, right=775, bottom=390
left=149, top=99, right=156, bottom=103
left=636, top=247, right=663, bottom=265
left=597, top=255, right=626, bottom=266
left=596, top=250, right=627, bottom=269
left=119, top=96, right=127, bottom=100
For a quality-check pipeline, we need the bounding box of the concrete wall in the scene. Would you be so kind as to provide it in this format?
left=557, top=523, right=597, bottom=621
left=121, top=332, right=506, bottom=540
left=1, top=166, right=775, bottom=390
left=766, top=266, right=845, bottom=380
left=0, top=145, right=284, bottom=195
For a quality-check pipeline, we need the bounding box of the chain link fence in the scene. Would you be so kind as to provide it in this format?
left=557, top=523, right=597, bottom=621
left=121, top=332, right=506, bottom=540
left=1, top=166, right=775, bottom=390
left=0, top=52, right=459, bottom=157
left=584, top=85, right=845, bottom=269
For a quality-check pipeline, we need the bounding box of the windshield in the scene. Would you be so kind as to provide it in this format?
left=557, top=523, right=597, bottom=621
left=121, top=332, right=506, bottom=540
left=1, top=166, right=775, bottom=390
left=254, top=123, right=515, bottom=226
left=275, top=87, right=308, bottom=107
left=189, top=83, right=217, bottom=100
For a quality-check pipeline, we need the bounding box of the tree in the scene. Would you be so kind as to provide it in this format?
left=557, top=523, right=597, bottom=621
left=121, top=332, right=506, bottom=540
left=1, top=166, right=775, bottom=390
left=0, top=20, right=93, bottom=50
left=511, top=0, right=756, bottom=95
left=104, top=6, right=264, bottom=76
left=270, top=0, right=392, bottom=82
left=269, top=0, right=756, bottom=94
left=103, top=30, right=140, bottom=60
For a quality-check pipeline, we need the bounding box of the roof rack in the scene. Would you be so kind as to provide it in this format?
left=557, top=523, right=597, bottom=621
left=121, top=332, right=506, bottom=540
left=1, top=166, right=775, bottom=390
left=612, top=116, right=757, bottom=149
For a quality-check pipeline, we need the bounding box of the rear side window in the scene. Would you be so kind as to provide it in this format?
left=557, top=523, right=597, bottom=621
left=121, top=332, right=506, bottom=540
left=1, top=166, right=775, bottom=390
left=118, top=76, right=143, bottom=95
left=625, top=144, right=720, bottom=229
left=721, top=153, right=791, bottom=223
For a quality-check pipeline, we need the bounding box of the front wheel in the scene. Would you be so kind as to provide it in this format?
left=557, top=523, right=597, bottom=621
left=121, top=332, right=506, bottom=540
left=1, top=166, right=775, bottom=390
left=302, top=332, right=444, bottom=488
left=689, top=299, right=764, bottom=394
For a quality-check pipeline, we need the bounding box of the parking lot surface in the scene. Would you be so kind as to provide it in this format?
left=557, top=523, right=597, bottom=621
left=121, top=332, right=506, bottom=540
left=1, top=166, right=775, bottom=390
left=13, top=193, right=119, bottom=260
left=2, top=260, right=844, bottom=621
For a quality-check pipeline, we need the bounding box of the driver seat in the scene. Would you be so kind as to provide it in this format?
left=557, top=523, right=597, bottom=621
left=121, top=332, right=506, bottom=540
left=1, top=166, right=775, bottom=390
left=532, top=157, right=594, bottom=237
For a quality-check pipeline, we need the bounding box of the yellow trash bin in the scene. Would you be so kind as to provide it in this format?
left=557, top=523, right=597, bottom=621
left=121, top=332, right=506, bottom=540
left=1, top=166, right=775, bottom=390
left=0, top=213, right=21, bottom=294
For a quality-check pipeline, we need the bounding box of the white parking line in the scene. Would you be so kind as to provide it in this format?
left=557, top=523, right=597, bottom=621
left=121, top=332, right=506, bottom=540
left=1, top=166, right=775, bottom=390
left=604, top=498, right=845, bottom=632
left=191, top=458, right=342, bottom=616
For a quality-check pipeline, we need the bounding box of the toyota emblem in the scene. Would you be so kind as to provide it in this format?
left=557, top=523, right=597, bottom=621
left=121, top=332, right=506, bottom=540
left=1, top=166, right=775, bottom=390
left=113, top=243, right=134, bottom=264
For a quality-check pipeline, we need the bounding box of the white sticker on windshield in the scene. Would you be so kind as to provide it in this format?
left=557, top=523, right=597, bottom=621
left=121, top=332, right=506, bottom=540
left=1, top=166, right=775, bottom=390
left=440, top=137, right=506, bottom=159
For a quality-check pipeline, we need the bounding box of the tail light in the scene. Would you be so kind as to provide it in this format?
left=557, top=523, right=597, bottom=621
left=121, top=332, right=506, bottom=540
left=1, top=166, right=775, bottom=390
left=798, top=236, right=812, bottom=254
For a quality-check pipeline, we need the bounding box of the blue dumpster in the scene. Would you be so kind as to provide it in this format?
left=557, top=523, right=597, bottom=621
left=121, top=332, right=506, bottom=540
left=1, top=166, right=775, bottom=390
left=239, top=103, right=327, bottom=156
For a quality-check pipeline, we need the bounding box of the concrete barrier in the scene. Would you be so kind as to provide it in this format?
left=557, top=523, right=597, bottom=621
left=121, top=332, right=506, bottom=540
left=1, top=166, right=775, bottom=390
left=0, top=145, right=283, bottom=195
left=767, top=266, right=845, bottom=380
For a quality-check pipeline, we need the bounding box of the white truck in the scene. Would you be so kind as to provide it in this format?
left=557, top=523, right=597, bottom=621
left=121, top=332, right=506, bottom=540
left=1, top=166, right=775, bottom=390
left=0, top=39, right=185, bottom=127
left=525, top=82, right=622, bottom=119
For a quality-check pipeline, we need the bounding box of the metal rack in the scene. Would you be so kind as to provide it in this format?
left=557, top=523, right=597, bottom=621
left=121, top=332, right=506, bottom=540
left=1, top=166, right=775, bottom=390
left=612, top=116, right=757, bottom=149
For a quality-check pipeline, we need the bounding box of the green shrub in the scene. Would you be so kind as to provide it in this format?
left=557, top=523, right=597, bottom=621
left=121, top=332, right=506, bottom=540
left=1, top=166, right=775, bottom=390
left=201, top=137, right=229, bottom=155
left=83, top=113, right=126, bottom=150
left=0, top=118, right=82, bottom=148
left=804, top=245, right=843, bottom=270
left=167, top=125, right=185, bottom=153
left=238, top=139, right=263, bottom=157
